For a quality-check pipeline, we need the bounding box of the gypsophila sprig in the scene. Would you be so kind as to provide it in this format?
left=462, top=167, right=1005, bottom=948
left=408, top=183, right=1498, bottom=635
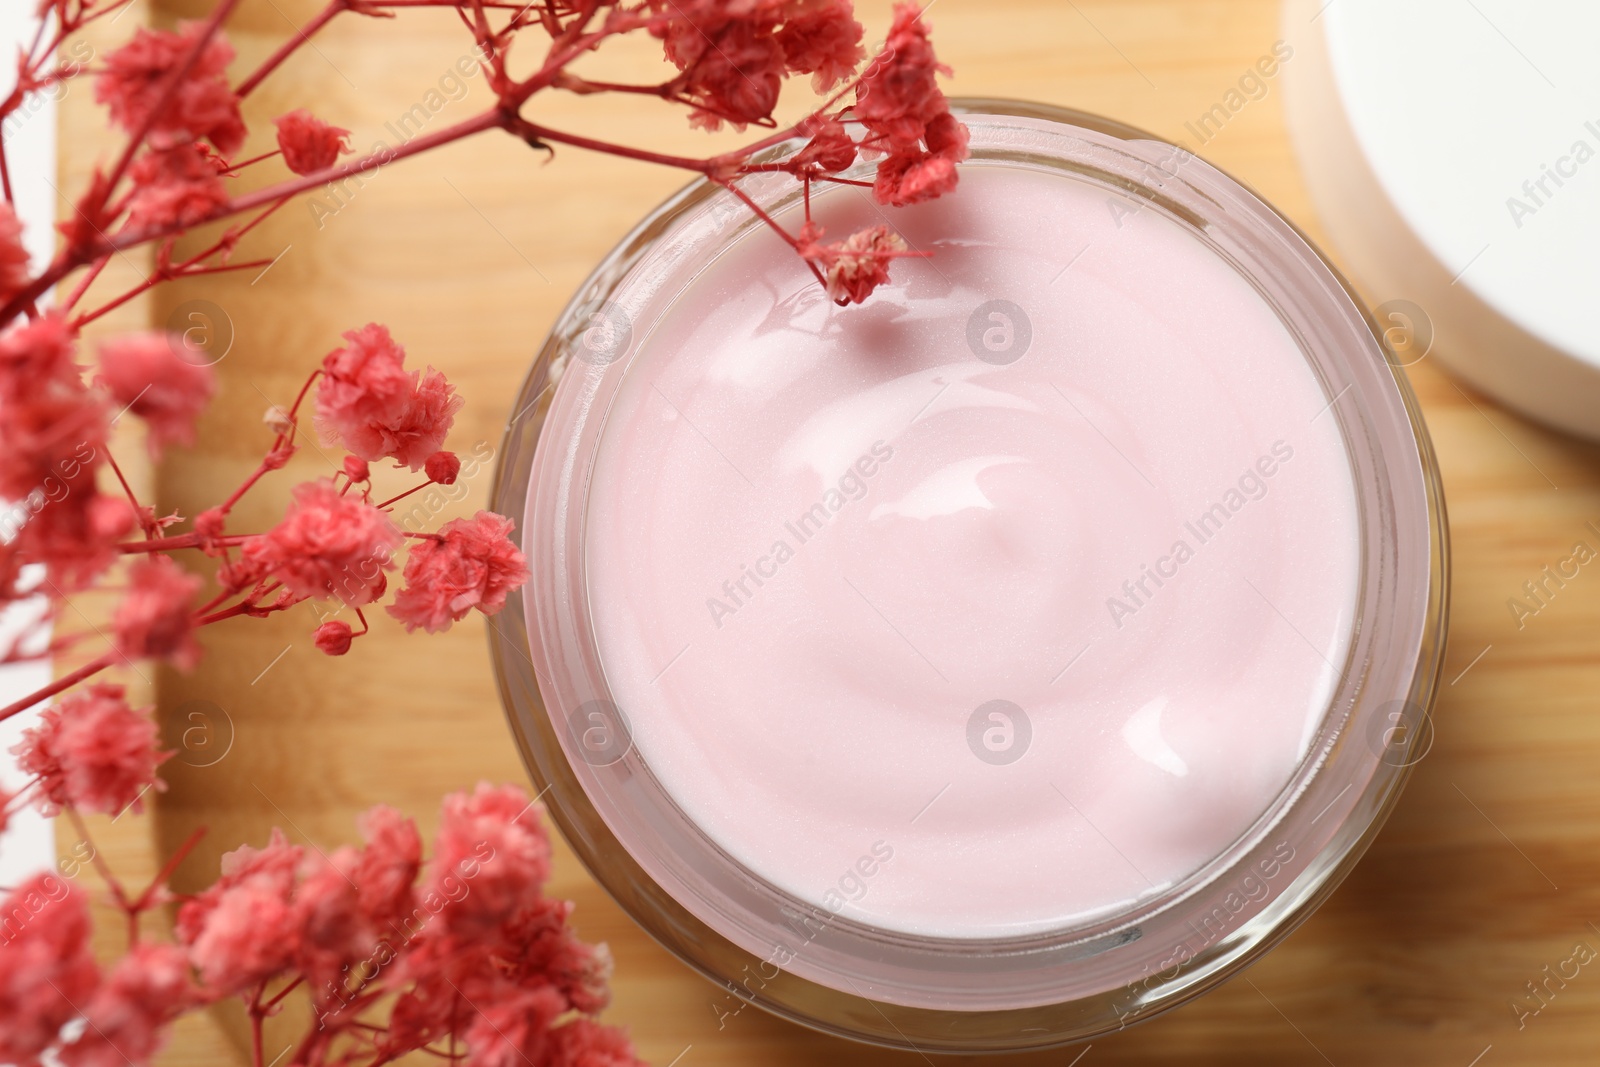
left=0, top=0, right=969, bottom=1062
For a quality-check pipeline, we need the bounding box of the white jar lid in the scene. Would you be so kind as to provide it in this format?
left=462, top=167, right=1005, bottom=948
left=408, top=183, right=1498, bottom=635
left=1283, top=0, right=1600, bottom=438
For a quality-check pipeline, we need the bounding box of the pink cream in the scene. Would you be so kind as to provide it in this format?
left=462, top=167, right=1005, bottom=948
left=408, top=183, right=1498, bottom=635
left=581, top=164, right=1360, bottom=938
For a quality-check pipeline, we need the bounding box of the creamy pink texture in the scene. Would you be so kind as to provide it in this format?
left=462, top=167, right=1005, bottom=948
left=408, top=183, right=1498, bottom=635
left=581, top=165, right=1359, bottom=938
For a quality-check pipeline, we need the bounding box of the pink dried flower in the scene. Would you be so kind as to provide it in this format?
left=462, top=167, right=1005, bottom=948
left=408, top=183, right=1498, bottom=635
left=20, top=494, right=137, bottom=596
left=342, top=454, right=370, bottom=483
left=874, top=147, right=955, bottom=207
left=854, top=2, right=952, bottom=150
left=463, top=985, right=568, bottom=1067
left=274, top=109, right=351, bottom=176
left=235, top=479, right=401, bottom=605
left=0, top=874, right=99, bottom=1067
left=387, top=511, right=530, bottom=633
left=113, top=555, right=203, bottom=669
left=317, top=324, right=412, bottom=438
left=125, top=143, right=230, bottom=232
left=177, top=828, right=303, bottom=994
left=424, top=450, right=460, bottom=485
left=501, top=897, right=614, bottom=1014
left=0, top=313, right=104, bottom=500
left=59, top=943, right=194, bottom=1067
left=549, top=1019, right=647, bottom=1067
left=96, top=331, right=217, bottom=455
left=291, top=846, right=373, bottom=989
left=654, top=8, right=786, bottom=130
left=381, top=368, right=462, bottom=470
left=0, top=308, right=81, bottom=397
left=353, top=804, right=423, bottom=925
left=0, top=314, right=124, bottom=595
left=777, top=0, right=866, bottom=90
left=0, top=201, right=31, bottom=307
left=851, top=3, right=968, bottom=207
left=95, top=21, right=245, bottom=154
left=799, top=222, right=911, bottom=304
left=12, top=683, right=169, bottom=816
left=194, top=505, right=226, bottom=549
left=793, top=117, right=858, bottom=172
left=316, top=324, right=463, bottom=471
left=429, top=782, right=551, bottom=938
left=313, top=618, right=354, bottom=655
left=874, top=110, right=968, bottom=206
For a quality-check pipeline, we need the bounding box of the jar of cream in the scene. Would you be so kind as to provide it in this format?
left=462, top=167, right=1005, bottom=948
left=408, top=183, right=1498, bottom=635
left=490, top=100, right=1448, bottom=1051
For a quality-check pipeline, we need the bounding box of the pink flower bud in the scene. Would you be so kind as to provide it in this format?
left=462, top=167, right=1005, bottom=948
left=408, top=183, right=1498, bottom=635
left=314, top=620, right=353, bottom=655
left=263, top=405, right=292, bottom=435
left=425, top=450, right=460, bottom=485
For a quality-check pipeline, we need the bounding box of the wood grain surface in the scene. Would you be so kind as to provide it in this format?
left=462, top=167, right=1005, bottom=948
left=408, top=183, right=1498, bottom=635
left=54, top=2, right=1600, bottom=1065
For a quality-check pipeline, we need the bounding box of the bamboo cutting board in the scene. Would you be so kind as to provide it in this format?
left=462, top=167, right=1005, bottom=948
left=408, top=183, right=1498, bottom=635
left=54, top=2, right=1600, bottom=1065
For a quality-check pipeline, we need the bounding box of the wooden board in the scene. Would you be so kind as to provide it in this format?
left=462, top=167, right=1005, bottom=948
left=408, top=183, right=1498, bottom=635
left=54, top=2, right=1600, bottom=1064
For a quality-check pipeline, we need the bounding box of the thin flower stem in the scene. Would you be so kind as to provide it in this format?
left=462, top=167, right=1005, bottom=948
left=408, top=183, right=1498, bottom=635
left=375, top=481, right=431, bottom=509
left=264, top=974, right=305, bottom=1010
left=102, top=451, right=148, bottom=535
left=117, top=533, right=254, bottom=553
left=0, top=649, right=120, bottom=723
left=132, top=824, right=207, bottom=911
left=74, top=200, right=291, bottom=328
left=509, top=118, right=719, bottom=175
left=197, top=600, right=276, bottom=625
left=62, top=255, right=112, bottom=311
left=248, top=982, right=267, bottom=1067
left=554, top=74, right=672, bottom=97
left=282, top=369, right=321, bottom=431
left=236, top=0, right=345, bottom=98
left=65, top=806, right=132, bottom=914
left=0, top=136, right=13, bottom=205
left=229, top=149, right=285, bottom=169
left=2, top=110, right=505, bottom=323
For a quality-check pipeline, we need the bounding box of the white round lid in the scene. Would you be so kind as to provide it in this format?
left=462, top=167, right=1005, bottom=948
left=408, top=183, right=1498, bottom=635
left=1284, top=0, right=1600, bottom=442
left=1320, top=1, right=1598, bottom=363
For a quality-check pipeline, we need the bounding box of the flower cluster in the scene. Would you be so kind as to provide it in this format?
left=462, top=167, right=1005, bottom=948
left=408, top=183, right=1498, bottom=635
left=650, top=0, right=866, bottom=129
left=7, top=0, right=965, bottom=322
left=0, top=786, right=633, bottom=1067
left=11, top=683, right=169, bottom=817
left=643, top=0, right=968, bottom=299
left=0, top=0, right=971, bottom=1062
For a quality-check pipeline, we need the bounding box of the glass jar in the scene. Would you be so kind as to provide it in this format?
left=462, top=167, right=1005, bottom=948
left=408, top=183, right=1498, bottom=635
left=488, top=100, right=1448, bottom=1051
